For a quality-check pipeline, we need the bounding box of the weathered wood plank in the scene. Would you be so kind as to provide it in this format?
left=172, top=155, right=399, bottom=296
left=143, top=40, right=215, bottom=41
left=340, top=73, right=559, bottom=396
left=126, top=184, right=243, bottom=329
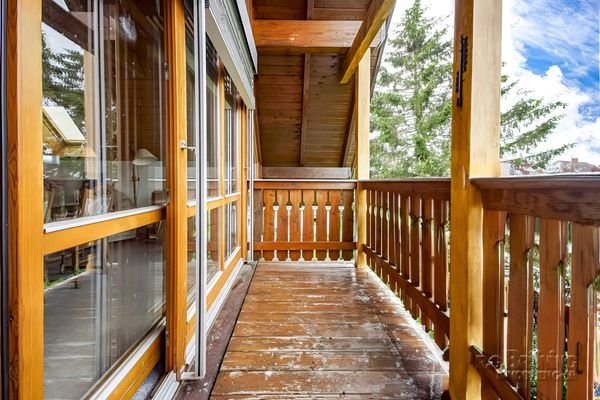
left=212, top=262, right=448, bottom=398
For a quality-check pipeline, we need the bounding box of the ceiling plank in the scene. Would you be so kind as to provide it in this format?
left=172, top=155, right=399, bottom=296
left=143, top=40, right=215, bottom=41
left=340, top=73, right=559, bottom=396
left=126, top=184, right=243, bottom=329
left=340, top=0, right=395, bottom=84
left=253, top=20, right=362, bottom=53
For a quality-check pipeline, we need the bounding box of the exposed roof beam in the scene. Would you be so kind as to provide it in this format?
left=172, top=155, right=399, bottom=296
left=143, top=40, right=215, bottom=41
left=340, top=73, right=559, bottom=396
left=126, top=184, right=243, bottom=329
left=340, top=0, right=395, bottom=84
left=253, top=20, right=362, bottom=53
left=299, top=55, right=311, bottom=166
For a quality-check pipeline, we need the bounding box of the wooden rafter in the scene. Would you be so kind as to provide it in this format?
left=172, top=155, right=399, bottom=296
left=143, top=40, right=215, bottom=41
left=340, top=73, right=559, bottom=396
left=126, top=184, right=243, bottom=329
left=253, top=20, right=362, bottom=53
left=340, top=0, right=395, bottom=84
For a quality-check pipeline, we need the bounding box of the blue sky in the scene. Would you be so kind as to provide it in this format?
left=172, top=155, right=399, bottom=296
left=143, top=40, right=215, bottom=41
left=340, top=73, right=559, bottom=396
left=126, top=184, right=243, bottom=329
left=516, top=0, right=599, bottom=120
left=391, top=0, right=600, bottom=166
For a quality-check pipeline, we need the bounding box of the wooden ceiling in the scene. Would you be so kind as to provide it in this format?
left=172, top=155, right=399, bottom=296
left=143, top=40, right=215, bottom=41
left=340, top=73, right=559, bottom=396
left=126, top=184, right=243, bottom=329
left=252, top=0, right=392, bottom=168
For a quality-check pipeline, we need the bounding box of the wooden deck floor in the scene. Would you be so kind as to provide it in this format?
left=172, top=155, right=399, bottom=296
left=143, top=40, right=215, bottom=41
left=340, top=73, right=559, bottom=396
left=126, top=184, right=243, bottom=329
left=211, top=262, right=448, bottom=399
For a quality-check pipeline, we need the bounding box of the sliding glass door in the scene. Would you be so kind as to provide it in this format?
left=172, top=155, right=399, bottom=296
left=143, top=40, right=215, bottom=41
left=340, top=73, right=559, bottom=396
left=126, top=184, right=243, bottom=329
left=41, top=0, right=166, bottom=397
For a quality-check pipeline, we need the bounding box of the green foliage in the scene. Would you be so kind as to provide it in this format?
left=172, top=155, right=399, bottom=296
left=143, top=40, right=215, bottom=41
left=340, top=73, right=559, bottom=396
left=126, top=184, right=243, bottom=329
left=370, top=1, right=571, bottom=178
left=42, top=32, right=86, bottom=132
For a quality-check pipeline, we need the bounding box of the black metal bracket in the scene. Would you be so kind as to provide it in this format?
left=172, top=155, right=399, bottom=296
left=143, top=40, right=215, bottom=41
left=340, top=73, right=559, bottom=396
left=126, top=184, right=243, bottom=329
left=455, top=35, right=469, bottom=107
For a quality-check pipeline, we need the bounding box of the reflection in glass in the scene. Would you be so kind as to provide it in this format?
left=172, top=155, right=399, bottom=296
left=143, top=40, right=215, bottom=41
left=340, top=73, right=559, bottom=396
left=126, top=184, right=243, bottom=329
left=207, top=40, right=219, bottom=198
left=187, top=216, right=197, bottom=305
left=42, top=0, right=166, bottom=223
left=208, top=208, right=220, bottom=282
left=225, top=201, right=238, bottom=260
left=43, top=223, right=165, bottom=399
left=185, top=0, right=196, bottom=201
left=224, top=70, right=238, bottom=195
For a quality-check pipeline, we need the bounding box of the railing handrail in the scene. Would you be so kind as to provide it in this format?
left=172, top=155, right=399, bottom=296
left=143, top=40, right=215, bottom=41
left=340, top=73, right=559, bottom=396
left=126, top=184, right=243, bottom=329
left=471, top=173, right=600, bottom=190
left=360, top=178, right=451, bottom=200
left=471, top=174, right=600, bottom=226
left=254, top=179, right=357, bottom=190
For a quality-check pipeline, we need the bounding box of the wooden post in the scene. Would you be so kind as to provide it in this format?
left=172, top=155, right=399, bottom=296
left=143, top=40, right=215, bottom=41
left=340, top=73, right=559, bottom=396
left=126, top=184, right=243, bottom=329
left=355, top=48, right=370, bottom=268
left=449, top=0, right=503, bottom=399
left=164, top=0, right=188, bottom=378
left=7, top=0, right=45, bottom=397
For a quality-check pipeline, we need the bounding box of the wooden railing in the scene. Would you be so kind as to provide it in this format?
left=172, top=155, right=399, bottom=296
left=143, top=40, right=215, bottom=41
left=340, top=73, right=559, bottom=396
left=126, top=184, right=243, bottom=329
left=470, top=175, right=600, bottom=400
left=360, top=179, right=451, bottom=350
left=253, top=180, right=357, bottom=262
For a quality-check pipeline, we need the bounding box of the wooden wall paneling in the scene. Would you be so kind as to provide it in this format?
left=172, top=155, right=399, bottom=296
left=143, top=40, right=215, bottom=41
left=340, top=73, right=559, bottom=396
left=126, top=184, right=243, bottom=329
left=421, top=198, right=433, bottom=331
left=341, top=189, right=354, bottom=261
left=506, top=214, right=535, bottom=397
left=536, top=219, right=566, bottom=400
left=340, top=92, right=355, bottom=167
left=299, top=54, right=311, bottom=166
left=566, top=224, right=600, bottom=400
left=329, top=189, right=341, bottom=261
left=449, top=0, right=503, bottom=397
left=164, top=0, right=188, bottom=377
left=354, top=49, right=369, bottom=267
left=7, top=0, right=44, bottom=397
left=481, top=210, right=506, bottom=400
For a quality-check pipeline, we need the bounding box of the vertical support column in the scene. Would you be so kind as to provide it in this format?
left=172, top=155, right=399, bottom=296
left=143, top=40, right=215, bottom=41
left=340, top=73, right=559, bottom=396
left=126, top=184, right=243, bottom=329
left=164, top=0, right=188, bottom=378
left=449, top=0, right=502, bottom=399
left=355, top=48, right=370, bottom=268
left=6, top=0, right=44, bottom=398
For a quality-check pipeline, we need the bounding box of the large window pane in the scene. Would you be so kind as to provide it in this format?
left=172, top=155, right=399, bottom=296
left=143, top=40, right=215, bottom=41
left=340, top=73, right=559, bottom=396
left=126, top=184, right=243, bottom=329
left=185, top=0, right=196, bottom=201
left=207, top=40, right=219, bottom=198
left=103, top=0, right=166, bottom=211
left=224, top=71, right=238, bottom=194
left=225, top=201, right=238, bottom=260
left=42, top=0, right=166, bottom=224
left=42, top=0, right=98, bottom=222
left=208, top=207, right=220, bottom=282
left=187, top=216, right=197, bottom=305
left=44, top=223, right=165, bottom=399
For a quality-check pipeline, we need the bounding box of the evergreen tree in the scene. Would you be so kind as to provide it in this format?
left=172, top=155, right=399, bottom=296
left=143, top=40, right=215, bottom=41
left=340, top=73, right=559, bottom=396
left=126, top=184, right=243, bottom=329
left=370, top=0, right=571, bottom=178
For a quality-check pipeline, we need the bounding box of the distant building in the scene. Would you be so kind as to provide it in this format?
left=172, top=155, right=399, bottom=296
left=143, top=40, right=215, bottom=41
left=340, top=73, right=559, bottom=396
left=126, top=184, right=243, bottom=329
left=546, top=157, right=600, bottom=174
left=501, top=157, right=600, bottom=175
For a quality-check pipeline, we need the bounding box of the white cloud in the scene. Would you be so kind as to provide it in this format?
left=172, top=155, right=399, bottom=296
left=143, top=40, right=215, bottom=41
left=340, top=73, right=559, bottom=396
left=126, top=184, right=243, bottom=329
left=387, top=0, right=600, bottom=166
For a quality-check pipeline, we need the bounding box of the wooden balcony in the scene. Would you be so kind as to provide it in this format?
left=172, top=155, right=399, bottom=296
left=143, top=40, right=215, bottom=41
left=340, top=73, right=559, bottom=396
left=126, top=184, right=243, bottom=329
left=180, top=176, right=599, bottom=399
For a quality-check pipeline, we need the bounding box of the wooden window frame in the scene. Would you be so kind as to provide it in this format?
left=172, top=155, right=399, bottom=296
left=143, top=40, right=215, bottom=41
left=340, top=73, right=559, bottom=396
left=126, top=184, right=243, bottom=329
left=8, top=0, right=250, bottom=395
